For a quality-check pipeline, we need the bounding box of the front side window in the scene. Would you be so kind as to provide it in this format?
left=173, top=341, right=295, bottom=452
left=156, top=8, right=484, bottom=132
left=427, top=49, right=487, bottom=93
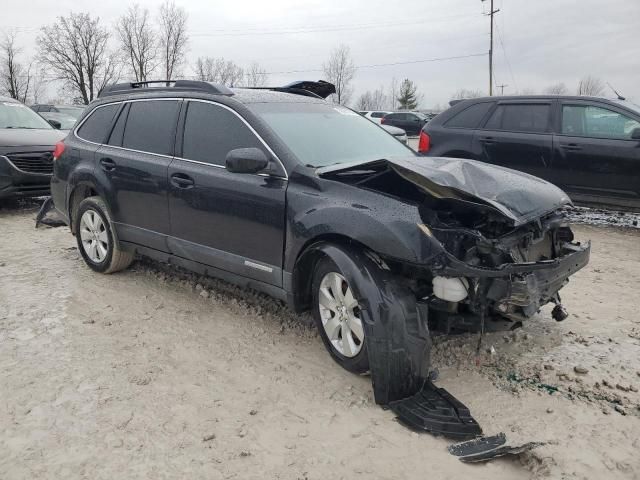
left=445, top=102, right=493, bottom=128
left=181, top=101, right=263, bottom=166
left=77, top=104, right=119, bottom=143
left=0, top=101, right=53, bottom=130
left=122, top=100, right=180, bottom=155
left=484, top=104, right=550, bottom=133
left=250, top=102, right=412, bottom=168
left=562, top=105, right=640, bottom=140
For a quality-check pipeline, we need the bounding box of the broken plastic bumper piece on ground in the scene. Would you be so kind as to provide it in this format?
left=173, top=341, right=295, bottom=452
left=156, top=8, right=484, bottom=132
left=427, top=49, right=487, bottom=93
left=448, top=432, right=545, bottom=462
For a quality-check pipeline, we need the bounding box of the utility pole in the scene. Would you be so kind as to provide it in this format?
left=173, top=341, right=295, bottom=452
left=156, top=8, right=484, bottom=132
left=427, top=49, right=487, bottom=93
left=483, top=0, right=500, bottom=96
left=496, top=83, right=508, bottom=95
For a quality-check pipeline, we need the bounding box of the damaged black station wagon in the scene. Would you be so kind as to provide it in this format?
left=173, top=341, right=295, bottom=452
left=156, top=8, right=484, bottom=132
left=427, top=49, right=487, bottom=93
left=50, top=80, right=590, bottom=435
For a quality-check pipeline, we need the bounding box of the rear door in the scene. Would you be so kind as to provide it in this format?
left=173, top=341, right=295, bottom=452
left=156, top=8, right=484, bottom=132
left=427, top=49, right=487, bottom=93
left=95, top=98, right=180, bottom=251
left=167, top=100, right=287, bottom=286
left=552, top=100, right=640, bottom=204
left=473, top=101, right=554, bottom=180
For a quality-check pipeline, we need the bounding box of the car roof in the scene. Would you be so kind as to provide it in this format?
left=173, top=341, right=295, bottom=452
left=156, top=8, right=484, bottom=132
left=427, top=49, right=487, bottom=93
left=0, top=96, right=20, bottom=103
left=460, top=94, right=616, bottom=103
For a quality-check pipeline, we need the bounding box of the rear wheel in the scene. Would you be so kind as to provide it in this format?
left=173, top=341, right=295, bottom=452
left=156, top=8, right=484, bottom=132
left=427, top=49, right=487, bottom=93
left=312, top=256, right=369, bottom=374
left=74, top=196, right=133, bottom=274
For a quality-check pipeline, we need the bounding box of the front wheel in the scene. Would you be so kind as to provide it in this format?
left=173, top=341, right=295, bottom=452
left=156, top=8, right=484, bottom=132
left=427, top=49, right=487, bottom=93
left=74, top=196, right=134, bottom=274
left=312, top=256, right=369, bottom=374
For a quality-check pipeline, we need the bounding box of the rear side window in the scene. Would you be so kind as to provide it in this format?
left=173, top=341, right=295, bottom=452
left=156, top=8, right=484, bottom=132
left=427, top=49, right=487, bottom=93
left=181, top=101, right=262, bottom=166
left=445, top=102, right=493, bottom=128
left=484, top=104, right=550, bottom=133
left=77, top=104, right=119, bottom=143
left=122, top=100, right=180, bottom=155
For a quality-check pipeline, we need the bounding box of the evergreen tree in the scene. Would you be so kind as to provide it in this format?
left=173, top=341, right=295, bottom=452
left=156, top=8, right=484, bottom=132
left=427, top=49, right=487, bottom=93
left=397, top=79, right=418, bottom=110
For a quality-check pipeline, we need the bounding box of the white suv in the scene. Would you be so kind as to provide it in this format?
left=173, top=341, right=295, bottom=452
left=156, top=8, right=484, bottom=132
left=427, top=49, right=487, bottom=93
left=359, top=110, right=392, bottom=124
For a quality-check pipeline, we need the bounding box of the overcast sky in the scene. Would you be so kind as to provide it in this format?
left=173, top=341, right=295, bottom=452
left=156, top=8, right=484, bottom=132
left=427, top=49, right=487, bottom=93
left=2, top=0, right=639, bottom=107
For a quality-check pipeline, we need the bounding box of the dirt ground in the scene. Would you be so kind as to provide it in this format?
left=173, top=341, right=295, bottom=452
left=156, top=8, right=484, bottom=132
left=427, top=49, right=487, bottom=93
left=1, top=202, right=639, bottom=480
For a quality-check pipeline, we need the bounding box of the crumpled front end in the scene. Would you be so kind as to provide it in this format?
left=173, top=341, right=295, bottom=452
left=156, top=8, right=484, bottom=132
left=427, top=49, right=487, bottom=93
left=417, top=209, right=590, bottom=332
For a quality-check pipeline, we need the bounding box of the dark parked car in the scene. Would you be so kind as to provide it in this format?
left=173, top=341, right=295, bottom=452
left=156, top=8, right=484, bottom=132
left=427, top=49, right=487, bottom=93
left=31, top=104, right=84, bottom=120
left=50, top=80, right=589, bottom=419
left=381, top=111, right=429, bottom=135
left=0, top=96, right=66, bottom=199
left=38, top=112, right=78, bottom=131
left=421, top=96, right=640, bottom=211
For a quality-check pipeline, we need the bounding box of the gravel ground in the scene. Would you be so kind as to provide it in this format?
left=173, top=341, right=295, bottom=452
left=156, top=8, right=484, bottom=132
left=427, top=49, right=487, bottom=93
left=1, top=201, right=639, bottom=479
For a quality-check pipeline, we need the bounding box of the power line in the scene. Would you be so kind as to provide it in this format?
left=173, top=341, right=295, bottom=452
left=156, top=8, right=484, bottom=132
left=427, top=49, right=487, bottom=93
left=494, top=23, right=518, bottom=92
left=264, top=52, right=488, bottom=75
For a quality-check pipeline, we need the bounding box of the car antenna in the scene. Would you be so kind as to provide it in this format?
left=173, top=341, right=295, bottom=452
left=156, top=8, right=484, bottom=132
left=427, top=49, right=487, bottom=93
left=606, top=82, right=626, bottom=101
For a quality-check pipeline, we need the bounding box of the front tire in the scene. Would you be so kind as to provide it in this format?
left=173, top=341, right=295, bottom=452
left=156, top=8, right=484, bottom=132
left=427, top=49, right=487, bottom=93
left=74, top=196, right=133, bottom=274
left=312, top=255, right=369, bottom=374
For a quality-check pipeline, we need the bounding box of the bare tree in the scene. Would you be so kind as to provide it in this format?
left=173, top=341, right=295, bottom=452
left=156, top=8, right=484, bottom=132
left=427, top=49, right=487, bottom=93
left=116, top=5, right=158, bottom=82
left=355, top=87, right=387, bottom=110
left=244, top=62, right=268, bottom=87
left=389, top=77, right=398, bottom=110
left=544, top=82, right=568, bottom=95
left=158, top=1, right=188, bottom=81
left=194, top=57, right=244, bottom=86
left=0, top=32, right=31, bottom=103
left=577, top=75, right=604, bottom=96
left=29, top=68, right=48, bottom=103
left=37, top=13, right=119, bottom=104
left=451, top=88, right=484, bottom=100
left=322, top=44, right=356, bottom=105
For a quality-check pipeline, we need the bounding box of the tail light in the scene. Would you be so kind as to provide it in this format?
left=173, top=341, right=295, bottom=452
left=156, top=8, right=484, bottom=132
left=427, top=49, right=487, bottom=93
left=418, top=131, right=431, bottom=153
left=53, top=141, right=65, bottom=161
left=380, top=117, right=386, bottom=124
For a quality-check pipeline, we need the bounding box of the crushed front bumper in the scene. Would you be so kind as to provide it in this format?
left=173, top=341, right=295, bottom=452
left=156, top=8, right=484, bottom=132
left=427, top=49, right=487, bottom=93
left=434, top=241, right=590, bottom=316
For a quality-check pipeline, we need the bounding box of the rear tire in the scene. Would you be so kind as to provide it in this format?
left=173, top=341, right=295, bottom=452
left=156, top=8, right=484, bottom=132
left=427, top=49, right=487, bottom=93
left=312, top=255, right=369, bottom=374
left=74, top=196, right=133, bottom=274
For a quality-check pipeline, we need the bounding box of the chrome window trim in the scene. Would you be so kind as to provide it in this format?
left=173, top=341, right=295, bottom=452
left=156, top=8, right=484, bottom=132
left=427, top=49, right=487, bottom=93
left=72, top=97, right=288, bottom=180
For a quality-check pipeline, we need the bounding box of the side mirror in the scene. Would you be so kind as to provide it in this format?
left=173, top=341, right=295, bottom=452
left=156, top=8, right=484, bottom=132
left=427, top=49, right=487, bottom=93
left=225, top=147, right=269, bottom=174
left=48, top=119, right=62, bottom=129
left=631, top=127, right=640, bottom=140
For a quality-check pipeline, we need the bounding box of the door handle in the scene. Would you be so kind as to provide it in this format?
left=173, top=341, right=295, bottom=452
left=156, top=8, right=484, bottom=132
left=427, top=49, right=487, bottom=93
left=480, top=136, right=496, bottom=145
left=170, top=173, right=195, bottom=188
left=560, top=143, right=582, bottom=151
left=99, top=157, right=116, bottom=171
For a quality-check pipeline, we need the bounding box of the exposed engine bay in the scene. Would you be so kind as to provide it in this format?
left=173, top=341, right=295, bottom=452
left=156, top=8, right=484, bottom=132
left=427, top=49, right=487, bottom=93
left=319, top=157, right=590, bottom=335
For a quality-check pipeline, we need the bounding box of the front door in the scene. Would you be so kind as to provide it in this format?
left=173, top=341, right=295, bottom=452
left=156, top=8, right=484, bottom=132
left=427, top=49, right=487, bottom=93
left=96, top=99, right=181, bottom=251
left=167, top=100, right=287, bottom=286
left=551, top=101, right=640, bottom=204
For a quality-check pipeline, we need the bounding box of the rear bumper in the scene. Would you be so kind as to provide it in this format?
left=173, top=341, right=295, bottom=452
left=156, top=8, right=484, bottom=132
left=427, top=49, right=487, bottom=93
left=0, top=155, right=51, bottom=199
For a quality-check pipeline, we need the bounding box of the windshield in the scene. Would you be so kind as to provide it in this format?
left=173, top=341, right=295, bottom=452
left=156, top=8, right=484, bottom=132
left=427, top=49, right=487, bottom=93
left=250, top=102, right=414, bottom=167
left=56, top=106, right=84, bottom=119
left=0, top=101, right=53, bottom=129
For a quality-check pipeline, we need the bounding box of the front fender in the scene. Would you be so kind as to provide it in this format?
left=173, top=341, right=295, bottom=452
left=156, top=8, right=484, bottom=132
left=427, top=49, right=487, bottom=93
left=307, top=243, right=431, bottom=405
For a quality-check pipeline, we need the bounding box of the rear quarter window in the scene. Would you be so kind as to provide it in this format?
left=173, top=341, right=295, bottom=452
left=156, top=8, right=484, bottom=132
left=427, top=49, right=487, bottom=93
left=76, top=104, right=119, bottom=143
left=444, top=102, right=493, bottom=128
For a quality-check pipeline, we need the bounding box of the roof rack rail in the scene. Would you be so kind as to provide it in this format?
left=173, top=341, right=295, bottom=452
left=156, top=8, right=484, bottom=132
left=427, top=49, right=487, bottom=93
left=98, top=80, right=234, bottom=98
left=247, top=80, right=336, bottom=99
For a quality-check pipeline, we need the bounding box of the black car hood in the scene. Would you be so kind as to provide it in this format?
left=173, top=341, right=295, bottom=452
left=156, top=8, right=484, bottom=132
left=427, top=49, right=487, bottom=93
left=0, top=128, right=66, bottom=148
left=318, top=156, right=572, bottom=225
